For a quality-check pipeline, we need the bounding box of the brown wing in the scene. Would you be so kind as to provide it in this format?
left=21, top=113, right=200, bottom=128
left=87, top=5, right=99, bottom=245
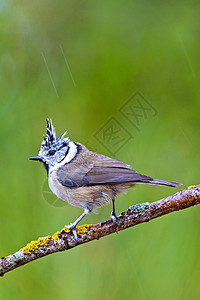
left=58, top=155, right=152, bottom=188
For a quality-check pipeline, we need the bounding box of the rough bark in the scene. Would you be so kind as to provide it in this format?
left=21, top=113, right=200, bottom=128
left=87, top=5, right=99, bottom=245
left=0, top=185, right=199, bottom=277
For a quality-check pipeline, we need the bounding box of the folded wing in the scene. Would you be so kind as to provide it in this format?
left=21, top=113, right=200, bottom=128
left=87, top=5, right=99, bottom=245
left=58, top=156, right=153, bottom=187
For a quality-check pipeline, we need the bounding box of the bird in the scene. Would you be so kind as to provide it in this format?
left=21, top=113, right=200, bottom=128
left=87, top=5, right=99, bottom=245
left=29, top=119, right=182, bottom=241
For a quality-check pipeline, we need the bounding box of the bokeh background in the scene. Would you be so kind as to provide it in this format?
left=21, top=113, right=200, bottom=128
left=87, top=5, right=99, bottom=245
left=1, top=0, right=200, bottom=299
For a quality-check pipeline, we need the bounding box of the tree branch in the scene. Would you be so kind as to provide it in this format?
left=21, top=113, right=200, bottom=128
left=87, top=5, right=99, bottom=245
left=1, top=185, right=200, bottom=277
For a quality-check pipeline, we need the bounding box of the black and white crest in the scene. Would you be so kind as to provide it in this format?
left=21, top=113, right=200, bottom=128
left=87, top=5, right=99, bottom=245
left=41, top=119, right=69, bottom=152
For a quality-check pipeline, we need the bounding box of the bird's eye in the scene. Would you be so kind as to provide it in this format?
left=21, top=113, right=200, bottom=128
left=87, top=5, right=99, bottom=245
left=49, top=150, right=55, bottom=156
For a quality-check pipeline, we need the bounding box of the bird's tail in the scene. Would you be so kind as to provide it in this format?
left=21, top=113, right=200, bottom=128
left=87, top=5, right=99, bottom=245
left=139, top=179, right=182, bottom=188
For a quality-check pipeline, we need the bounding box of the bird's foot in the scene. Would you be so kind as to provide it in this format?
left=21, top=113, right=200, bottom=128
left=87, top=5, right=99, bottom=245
left=65, top=223, right=78, bottom=243
left=111, top=211, right=118, bottom=233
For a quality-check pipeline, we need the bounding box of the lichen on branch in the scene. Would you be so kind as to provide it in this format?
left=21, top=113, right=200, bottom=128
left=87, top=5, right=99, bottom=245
left=0, top=184, right=199, bottom=277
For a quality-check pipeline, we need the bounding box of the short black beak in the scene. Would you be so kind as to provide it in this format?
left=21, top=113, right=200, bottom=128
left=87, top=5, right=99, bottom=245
left=29, top=156, right=43, bottom=162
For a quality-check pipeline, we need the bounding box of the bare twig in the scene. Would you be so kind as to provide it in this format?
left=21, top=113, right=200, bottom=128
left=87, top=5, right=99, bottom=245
left=1, top=185, right=199, bottom=277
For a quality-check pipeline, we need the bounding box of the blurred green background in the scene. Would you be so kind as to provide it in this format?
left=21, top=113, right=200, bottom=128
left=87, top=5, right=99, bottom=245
left=1, top=0, right=200, bottom=299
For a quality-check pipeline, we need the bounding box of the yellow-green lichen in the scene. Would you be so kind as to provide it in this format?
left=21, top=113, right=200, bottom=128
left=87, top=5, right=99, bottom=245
left=51, top=225, right=93, bottom=242
left=188, top=185, right=196, bottom=189
left=60, top=227, right=71, bottom=234
left=52, top=231, right=60, bottom=242
left=22, top=236, right=51, bottom=254
left=59, top=224, right=92, bottom=236
left=76, top=224, right=93, bottom=235
left=22, top=224, right=93, bottom=254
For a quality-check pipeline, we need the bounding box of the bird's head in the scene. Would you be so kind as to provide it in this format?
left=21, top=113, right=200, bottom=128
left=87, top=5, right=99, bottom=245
left=29, top=119, right=75, bottom=173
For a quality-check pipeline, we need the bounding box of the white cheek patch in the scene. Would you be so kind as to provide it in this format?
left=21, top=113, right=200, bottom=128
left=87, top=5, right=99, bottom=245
left=49, top=141, right=77, bottom=173
left=62, top=141, right=78, bottom=163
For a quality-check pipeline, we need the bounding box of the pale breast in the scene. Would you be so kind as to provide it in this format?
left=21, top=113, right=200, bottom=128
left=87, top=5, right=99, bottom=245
left=48, top=171, right=73, bottom=204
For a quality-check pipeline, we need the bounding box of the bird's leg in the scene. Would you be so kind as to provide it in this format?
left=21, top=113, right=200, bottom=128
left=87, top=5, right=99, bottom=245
left=111, top=198, right=117, bottom=227
left=65, top=208, right=90, bottom=243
